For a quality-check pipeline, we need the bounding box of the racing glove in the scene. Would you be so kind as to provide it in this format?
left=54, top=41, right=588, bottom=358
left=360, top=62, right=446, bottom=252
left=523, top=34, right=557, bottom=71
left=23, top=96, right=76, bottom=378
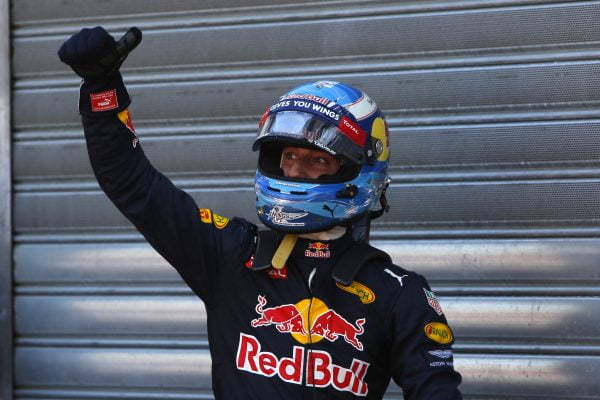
left=57, top=26, right=142, bottom=116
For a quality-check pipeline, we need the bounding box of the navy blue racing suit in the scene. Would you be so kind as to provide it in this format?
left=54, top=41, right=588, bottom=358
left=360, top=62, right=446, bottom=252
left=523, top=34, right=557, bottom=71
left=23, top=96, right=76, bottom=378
left=79, top=74, right=462, bottom=399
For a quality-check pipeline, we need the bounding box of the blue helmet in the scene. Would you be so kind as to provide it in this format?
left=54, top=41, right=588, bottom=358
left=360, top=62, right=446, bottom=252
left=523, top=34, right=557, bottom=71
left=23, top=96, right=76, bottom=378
left=253, top=81, right=390, bottom=234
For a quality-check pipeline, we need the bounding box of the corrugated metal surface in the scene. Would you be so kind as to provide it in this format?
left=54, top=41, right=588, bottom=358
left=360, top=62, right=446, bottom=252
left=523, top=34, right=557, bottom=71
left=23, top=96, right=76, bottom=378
left=1, top=1, right=13, bottom=399
left=10, top=1, right=600, bottom=399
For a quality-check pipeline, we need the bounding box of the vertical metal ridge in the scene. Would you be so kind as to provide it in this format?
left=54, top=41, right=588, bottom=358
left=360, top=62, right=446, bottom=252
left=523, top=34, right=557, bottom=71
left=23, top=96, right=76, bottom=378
left=0, top=1, right=13, bottom=399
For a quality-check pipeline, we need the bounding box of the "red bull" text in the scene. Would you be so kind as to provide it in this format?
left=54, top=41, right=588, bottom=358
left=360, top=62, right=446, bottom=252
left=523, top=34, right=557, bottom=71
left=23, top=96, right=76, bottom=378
left=236, top=333, right=370, bottom=396
left=305, top=242, right=331, bottom=258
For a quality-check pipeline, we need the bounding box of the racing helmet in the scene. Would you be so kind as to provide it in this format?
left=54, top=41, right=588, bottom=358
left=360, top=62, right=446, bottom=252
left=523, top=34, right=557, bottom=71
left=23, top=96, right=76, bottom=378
left=253, top=81, right=390, bottom=234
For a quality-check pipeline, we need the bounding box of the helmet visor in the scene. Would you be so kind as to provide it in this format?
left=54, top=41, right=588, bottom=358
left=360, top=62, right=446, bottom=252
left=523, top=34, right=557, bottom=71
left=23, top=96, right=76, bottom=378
left=255, top=111, right=366, bottom=164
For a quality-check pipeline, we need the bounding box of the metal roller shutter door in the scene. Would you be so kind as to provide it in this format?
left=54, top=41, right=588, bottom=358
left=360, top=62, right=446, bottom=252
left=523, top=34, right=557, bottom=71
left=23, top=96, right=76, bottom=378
left=9, top=1, right=600, bottom=399
left=1, top=1, right=13, bottom=400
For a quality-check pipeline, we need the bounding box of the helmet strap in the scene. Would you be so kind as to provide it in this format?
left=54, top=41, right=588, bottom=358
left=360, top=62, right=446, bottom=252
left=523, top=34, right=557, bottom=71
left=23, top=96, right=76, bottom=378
left=350, top=214, right=371, bottom=244
left=351, top=181, right=391, bottom=243
left=370, top=192, right=390, bottom=220
left=271, top=234, right=298, bottom=269
left=370, top=180, right=391, bottom=220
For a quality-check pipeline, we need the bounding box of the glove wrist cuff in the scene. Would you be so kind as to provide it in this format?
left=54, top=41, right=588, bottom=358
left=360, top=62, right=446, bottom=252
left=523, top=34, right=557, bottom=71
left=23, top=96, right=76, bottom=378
left=79, top=72, right=131, bottom=117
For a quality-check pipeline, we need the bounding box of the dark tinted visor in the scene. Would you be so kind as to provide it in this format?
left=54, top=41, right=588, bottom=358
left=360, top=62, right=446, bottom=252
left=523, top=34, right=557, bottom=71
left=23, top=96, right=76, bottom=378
left=254, top=111, right=366, bottom=164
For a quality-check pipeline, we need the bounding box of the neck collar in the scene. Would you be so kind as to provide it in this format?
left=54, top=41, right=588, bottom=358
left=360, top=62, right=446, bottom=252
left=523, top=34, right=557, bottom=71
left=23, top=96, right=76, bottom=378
left=298, top=226, right=347, bottom=241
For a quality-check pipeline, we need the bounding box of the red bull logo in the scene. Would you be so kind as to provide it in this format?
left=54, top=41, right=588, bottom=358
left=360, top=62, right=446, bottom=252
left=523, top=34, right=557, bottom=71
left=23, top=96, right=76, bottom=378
left=251, top=295, right=306, bottom=334
left=311, top=309, right=365, bottom=351
left=244, top=296, right=370, bottom=395
left=250, top=295, right=365, bottom=351
left=305, top=242, right=331, bottom=258
left=236, top=333, right=369, bottom=396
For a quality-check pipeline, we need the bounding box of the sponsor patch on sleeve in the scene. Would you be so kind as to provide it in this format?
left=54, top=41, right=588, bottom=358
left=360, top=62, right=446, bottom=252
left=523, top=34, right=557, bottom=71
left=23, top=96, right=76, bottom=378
left=423, top=288, right=444, bottom=315
left=424, top=322, right=453, bottom=344
left=422, top=349, right=454, bottom=369
left=199, top=208, right=212, bottom=224
left=90, top=89, right=119, bottom=112
left=199, top=208, right=229, bottom=229
left=213, top=213, right=229, bottom=229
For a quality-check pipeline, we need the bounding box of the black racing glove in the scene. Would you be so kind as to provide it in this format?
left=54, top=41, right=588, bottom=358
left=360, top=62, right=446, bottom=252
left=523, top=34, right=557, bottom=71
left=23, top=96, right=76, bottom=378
left=57, top=26, right=142, bottom=116
left=58, top=26, right=142, bottom=80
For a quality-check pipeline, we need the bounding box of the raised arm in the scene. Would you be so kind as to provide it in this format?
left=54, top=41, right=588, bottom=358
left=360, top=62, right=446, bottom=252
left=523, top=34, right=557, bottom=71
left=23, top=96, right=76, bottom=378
left=57, top=27, right=256, bottom=305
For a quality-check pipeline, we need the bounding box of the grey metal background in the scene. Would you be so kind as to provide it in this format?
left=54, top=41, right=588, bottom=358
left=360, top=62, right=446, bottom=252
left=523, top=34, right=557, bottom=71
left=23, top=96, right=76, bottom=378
left=9, top=0, right=600, bottom=399
left=1, top=0, right=13, bottom=399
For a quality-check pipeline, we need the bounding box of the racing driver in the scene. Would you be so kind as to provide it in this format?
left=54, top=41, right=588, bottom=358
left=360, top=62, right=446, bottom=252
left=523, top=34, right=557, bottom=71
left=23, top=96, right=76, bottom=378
left=58, top=26, right=463, bottom=399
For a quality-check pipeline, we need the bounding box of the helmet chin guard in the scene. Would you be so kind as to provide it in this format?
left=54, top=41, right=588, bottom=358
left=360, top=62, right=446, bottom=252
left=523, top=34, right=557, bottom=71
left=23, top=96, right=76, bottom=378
left=253, top=81, right=391, bottom=235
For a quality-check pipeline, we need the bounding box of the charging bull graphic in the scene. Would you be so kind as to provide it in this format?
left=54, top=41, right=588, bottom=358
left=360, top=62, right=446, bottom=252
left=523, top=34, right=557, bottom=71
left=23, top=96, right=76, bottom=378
left=250, top=295, right=365, bottom=351
left=310, top=309, right=365, bottom=351
left=251, top=295, right=307, bottom=334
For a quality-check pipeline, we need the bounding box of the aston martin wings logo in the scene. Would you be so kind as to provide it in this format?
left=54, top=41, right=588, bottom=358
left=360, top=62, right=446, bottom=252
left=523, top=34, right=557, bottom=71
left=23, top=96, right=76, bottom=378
left=428, top=350, right=453, bottom=359
left=268, top=206, right=308, bottom=227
